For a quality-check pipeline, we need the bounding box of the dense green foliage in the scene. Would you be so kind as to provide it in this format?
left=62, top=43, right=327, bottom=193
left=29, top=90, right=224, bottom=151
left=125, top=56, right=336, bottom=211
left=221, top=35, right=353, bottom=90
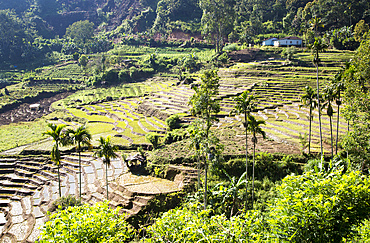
left=1, top=0, right=368, bottom=67
left=65, top=20, right=94, bottom=46
left=145, top=169, right=370, bottom=242
left=341, top=33, right=370, bottom=168
left=40, top=201, right=135, bottom=242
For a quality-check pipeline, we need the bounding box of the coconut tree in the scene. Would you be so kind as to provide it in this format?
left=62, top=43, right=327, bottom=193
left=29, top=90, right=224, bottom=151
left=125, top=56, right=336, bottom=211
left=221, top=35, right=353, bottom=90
left=322, top=83, right=336, bottom=159
left=309, top=16, right=324, bottom=37
left=43, top=123, right=67, bottom=198
left=230, top=91, right=256, bottom=210
left=332, top=64, right=348, bottom=154
left=93, top=136, right=118, bottom=200
left=309, top=37, right=328, bottom=160
left=247, top=115, right=266, bottom=209
left=300, top=86, right=317, bottom=154
left=65, top=125, right=92, bottom=199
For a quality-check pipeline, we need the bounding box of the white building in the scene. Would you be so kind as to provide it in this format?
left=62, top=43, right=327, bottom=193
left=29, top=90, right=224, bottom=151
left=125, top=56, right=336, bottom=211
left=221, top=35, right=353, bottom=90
left=274, top=37, right=302, bottom=47
left=262, top=38, right=278, bottom=46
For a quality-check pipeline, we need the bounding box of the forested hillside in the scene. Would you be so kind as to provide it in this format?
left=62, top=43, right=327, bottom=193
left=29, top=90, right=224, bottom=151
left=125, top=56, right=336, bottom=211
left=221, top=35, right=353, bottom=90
left=1, top=0, right=370, bottom=242
left=1, top=0, right=369, bottom=65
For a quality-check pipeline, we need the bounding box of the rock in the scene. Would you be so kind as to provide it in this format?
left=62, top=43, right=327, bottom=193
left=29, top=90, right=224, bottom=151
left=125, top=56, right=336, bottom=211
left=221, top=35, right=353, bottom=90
left=29, top=104, right=40, bottom=110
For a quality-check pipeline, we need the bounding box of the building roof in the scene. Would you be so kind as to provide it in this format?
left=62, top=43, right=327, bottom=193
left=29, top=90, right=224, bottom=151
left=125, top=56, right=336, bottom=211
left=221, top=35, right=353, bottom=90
left=263, top=37, right=278, bottom=41
left=278, top=36, right=302, bottom=41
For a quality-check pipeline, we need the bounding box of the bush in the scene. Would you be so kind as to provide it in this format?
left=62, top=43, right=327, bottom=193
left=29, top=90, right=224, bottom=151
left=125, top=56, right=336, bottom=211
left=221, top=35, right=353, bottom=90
left=48, top=195, right=82, bottom=213
left=223, top=43, right=240, bottom=52
left=144, top=170, right=370, bottom=242
left=40, top=201, right=135, bottom=242
left=144, top=203, right=263, bottom=243
left=351, top=219, right=370, bottom=242
left=281, top=46, right=297, bottom=60
left=216, top=152, right=301, bottom=181
left=146, top=132, right=161, bottom=149
left=217, top=52, right=229, bottom=64
left=164, top=129, right=188, bottom=144
left=165, top=114, right=181, bottom=130
left=266, top=170, right=370, bottom=242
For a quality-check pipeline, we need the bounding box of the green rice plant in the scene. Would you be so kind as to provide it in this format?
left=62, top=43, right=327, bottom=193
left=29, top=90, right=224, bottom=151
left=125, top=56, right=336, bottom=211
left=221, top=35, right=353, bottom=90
left=0, top=120, right=49, bottom=152
left=86, top=123, right=115, bottom=135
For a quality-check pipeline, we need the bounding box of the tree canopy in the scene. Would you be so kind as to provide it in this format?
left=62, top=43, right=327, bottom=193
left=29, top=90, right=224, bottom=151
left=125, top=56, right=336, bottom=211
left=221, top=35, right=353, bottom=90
left=65, top=20, right=94, bottom=45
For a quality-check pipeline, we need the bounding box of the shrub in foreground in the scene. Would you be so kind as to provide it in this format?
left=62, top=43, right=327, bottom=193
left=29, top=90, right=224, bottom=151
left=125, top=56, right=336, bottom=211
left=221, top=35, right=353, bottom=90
left=266, top=170, right=370, bottom=242
left=144, top=203, right=263, bottom=242
left=39, top=201, right=135, bottom=242
left=145, top=169, right=370, bottom=242
left=48, top=194, right=82, bottom=213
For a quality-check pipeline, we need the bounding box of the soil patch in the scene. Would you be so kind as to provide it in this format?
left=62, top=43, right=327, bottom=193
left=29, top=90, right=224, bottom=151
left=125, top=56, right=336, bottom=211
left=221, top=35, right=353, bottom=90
left=227, top=48, right=261, bottom=63
left=0, top=92, right=72, bottom=125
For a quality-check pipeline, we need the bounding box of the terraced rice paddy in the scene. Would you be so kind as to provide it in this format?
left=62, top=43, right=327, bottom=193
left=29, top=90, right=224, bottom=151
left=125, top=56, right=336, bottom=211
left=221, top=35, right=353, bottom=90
left=25, top=50, right=349, bottom=154
left=0, top=153, right=187, bottom=242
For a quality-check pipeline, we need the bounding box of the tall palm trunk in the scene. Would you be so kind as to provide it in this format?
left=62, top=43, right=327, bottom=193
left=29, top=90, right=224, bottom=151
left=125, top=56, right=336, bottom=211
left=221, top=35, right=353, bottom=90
left=316, top=65, right=323, bottom=160
left=197, top=154, right=200, bottom=191
left=308, top=107, right=312, bottom=154
left=204, top=161, right=208, bottom=210
left=251, top=138, right=256, bottom=209
left=56, top=143, right=62, bottom=198
left=78, top=143, right=82, bottom=199
left=335, top=103, right=340, bottom=155
left=244, top=112, right=249, bottom=210
left=106, top=163, right=109, bottom=200
left=57, top=164, right=61, bottom=197
left=329, top=115, right=333, bottom=159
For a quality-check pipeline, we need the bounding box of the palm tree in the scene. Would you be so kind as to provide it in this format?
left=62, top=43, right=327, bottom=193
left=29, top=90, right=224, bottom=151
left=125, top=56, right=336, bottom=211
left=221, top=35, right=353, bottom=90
left=93, top=136, right=118, bottom=200
left=309, top=37, right=328, bottom=160
left=247, top=115, right=266, bottom=209
left=322, top=84, right=336, bottom=159
left=332, top=64, right=347, bottom=154
left=65, top=125, right=92, bottom=199
left=309, top=16, right=324, bottom=37
left=43, top=123, right=67, bottom=197
left=300, top=86, right=317, bottom=154
left=231, top=91, right=256, bottom=210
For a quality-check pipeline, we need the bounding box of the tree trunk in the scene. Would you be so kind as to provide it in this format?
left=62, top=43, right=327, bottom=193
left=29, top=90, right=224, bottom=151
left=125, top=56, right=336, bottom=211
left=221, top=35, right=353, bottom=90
left=231, top=191, right=236, bottom=218
left=78, top=144, right=82, bottom=199
left=106, top=163, right=109, bottom=200
left=251, top=140, right=256, bottom=209
left=244, top=111, right=249, bottom=210
left=329, top=115, right=333, bottom=159
left=316, top=65, right=324, bottom=160
left=57, top=164, right=61, bottom=198
left=335, top=104, right=340, bottom=155
left=204, top=161, right=208, bottom=210
left=197, top=153, right=200, bottom=191
left=308, top=106, right=312, bottom=154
